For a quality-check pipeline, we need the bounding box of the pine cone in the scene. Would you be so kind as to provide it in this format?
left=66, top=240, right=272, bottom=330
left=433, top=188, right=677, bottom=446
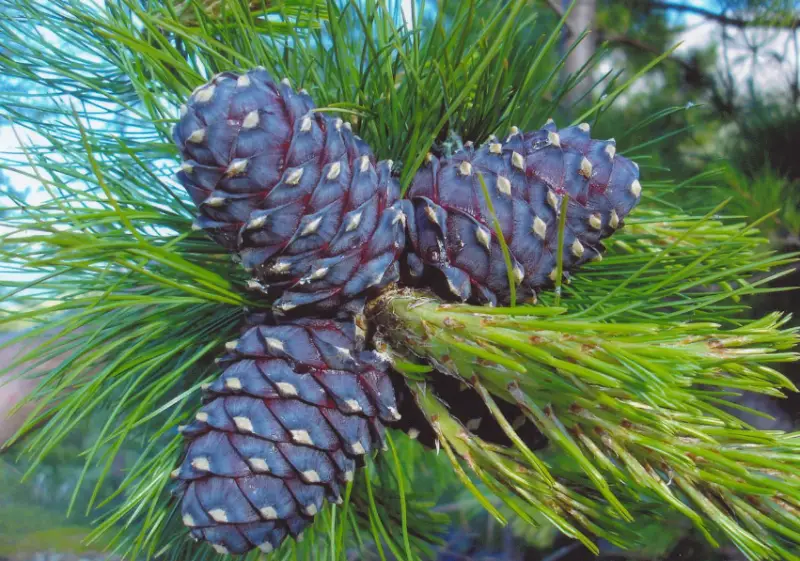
left=405, top=122, right=641, bottom=304
left=173, top=318, right=399, bottom=555
left=173, top=69, right=408, bottom=315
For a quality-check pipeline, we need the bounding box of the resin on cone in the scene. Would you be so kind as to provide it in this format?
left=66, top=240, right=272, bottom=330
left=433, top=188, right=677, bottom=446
left=173, top=318, right=399, bottom=555
left=405, top=121, right=641, bottom=305
left=173, top=69, right=409, bottom=315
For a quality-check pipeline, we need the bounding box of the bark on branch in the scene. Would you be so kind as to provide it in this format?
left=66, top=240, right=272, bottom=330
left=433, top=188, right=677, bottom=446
left=649, top=1, right=800, bottom=29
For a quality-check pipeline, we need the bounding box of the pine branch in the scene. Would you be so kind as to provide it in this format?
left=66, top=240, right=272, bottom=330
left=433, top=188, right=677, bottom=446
left=370, top=290, right=800, bottom=559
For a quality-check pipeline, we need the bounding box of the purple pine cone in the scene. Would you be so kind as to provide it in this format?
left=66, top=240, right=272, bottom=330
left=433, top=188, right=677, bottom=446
left=172, top=318, right=399, bottom=555
left=405, top=121, right=641, bottom=305
left=173, top=69, right=408, bottom=315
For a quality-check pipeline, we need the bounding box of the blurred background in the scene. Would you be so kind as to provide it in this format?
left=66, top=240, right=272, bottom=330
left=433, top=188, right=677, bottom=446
left=1, top=0, right=798, bottom=559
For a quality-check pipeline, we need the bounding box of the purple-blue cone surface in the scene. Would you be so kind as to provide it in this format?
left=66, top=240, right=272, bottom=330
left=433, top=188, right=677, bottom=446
left=405, top=121, right=641, bottom=305
left=172, top=318, right=399, bottom=555
left=173, top=69, right=408, bottom=316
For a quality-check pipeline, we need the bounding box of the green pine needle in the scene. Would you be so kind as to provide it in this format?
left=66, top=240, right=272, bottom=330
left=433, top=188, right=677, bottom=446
left=370, top=290, right=800, bottom=559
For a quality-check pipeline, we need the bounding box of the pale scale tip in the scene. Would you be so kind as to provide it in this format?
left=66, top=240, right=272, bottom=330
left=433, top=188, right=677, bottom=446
left=225, top=158, right=247, bottom=176
left=194, top=85, right=215, bottom=103
left=475, top=225, right=491, bottom=250
left=260, top=506, right=277, bottom=520
left=496, top=175, right=512, bottom=195
left=276, top=381, right=298, bottom=397
left=291, top=429, right=313, bottom=446
left=300, top=215, right=322, bottom=237
left=270, top=259, right=290, bottom=274
left=187, top=128, right=206, bottom=143
left=532, top=216, right=547, bottom=239
left=285, top=167, right=304, bottom=186
left=345, top=211, right=363, bottom=232
left=248, top=457, right=270, bottom=475
left=208, top=508, right=229, bottom=523
left=547, top=190, right=559, bottom=210
left=344, top=398, right=362, bottom=413
left=212, top=544, right=229, bottom=555
left=513, top=264, right=525, bottom=284
left=571, top=239, right=585, bottom=258
left=241, top=110, right=259, bottom=129
left=204, top=196, right=225, bottom=207
left=511, top=151, right=525, bottom=170
left=309, top=266, right=329, bottom=281
left=424, top=205, right=439, bottom=226
left=246, top=215, right=266, bottom=230
left=391, top=208, right=406, bottom=226
left=609, top=209, right=620, bottom=229
left=302, top=470, right=321, bottom=483
left=326, top=161, right=341, bottom=180
left=579, top=157, right=593, bottom=178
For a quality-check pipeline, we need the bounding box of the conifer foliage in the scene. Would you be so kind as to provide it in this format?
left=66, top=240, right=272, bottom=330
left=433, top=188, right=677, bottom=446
left=0, top=1, right=799, bottom=560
